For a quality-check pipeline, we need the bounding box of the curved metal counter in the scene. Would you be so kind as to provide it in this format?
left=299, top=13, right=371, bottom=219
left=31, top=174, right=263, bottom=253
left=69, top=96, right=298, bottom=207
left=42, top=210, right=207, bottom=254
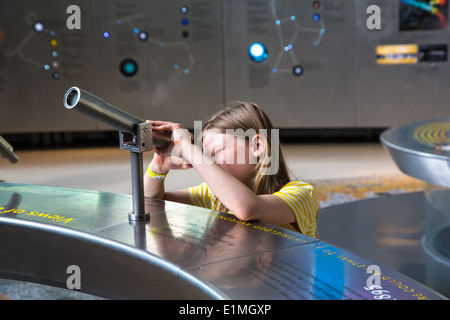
left=0, top=183, right=444, bottom=300
left=380, top=117, right=450, bottom=188
left=318, top=192, right=450, bottom=299
left=381, top=118, right=450, bottom=272
left=318, top=118, right=450, bottom=299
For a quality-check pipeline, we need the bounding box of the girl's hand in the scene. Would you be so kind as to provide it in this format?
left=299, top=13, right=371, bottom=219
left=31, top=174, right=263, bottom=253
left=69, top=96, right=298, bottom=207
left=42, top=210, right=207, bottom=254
left=147, top=120, right=193, bottom=173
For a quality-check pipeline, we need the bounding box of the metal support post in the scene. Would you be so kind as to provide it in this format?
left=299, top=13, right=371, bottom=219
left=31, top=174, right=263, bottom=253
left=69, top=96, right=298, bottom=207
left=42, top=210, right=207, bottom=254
left=129, top=151, right=149, bottom=221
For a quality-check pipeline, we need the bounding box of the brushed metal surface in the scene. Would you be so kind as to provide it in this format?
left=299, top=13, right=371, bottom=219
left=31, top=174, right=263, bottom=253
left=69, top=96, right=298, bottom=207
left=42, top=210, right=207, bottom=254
left=0, top=183, right=445, bottom=299
left=318, top=192, right=450, bottom=299
left=381, top=117, right=450, bottom=188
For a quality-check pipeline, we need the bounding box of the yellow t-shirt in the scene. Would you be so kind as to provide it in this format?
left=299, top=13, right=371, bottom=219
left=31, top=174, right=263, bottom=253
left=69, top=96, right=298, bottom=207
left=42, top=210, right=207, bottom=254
left=187, top=181, right=319, bottom=238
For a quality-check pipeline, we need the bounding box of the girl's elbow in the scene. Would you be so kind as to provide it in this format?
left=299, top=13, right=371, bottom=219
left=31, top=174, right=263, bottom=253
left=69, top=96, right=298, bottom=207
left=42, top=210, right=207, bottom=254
left=234, top=202, right=258, bottom=222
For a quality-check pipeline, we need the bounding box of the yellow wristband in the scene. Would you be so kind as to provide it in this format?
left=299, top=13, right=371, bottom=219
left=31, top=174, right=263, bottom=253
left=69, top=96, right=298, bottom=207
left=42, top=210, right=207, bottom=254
left=147, top=166, right=168, bottom=181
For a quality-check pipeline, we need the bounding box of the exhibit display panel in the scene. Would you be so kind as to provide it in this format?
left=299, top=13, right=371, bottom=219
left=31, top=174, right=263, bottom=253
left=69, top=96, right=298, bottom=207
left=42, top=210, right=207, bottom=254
left=1, top=0, right=449, bottom=133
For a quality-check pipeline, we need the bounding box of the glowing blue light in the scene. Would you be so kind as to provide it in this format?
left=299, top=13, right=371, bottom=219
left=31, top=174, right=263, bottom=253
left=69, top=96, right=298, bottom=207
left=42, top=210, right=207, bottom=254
left=44, top=64, right=50, bottom=70
left=134, top=28, right=139, bottom=34
left=184, top=69, right=189, bottom=74
left=174, top=64, right=179, bottom=70
left=138, top=31, right=148, bottom=41
left=248, top=42, right=268, bottom=63
left=313, top=13, right=321, bottom=22
left=181, top=18, right=189, bottom=26
left=50, top=30, right=56, bottom=36
left=103, top=31, right=110, bottom=38
left=180, top=5, right=189, bottom=14
left=293, top=65, right=304, bottom=76
left=272, top=68, right=277, bottom=73
left=123, top=62, right=136, bottom=74
left=290, top=15, right=296, bottom=21
left=275, top=20, right=281, bottom=25
left=120, top=58, right=138, bottom=77
left=33, top=21, right=44, bottom=33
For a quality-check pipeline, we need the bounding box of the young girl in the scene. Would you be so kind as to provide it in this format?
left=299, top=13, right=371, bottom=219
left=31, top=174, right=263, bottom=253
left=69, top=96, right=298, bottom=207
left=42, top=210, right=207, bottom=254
left=144, top=102, right=319, bottom=238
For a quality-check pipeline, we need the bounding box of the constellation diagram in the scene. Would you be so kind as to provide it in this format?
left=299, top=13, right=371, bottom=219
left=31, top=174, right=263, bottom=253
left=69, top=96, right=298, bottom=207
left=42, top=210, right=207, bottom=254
left=5, top=11, right=61, bottom=79
left=111, top=5, right=194, bottom=78
left=269, top=0, right=325, bottom=76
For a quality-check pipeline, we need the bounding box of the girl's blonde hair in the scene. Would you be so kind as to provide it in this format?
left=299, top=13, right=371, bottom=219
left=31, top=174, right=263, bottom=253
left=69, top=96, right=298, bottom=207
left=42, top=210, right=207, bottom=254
left=203, top=101, right=291, bottom=212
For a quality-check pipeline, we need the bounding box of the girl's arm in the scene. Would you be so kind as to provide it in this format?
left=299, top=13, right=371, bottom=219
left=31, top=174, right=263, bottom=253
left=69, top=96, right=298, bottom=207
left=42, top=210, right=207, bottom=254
left=143, top=161, right=191, bottom=204
left=145, top=121, right=296, bottom=226
left=182, top=136, right=296, bottom=225
left=143, top=121, right=192, bottom=204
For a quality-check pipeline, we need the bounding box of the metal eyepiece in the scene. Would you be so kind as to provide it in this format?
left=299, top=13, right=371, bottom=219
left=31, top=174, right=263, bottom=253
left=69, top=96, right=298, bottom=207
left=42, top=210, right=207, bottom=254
left=63, top=87, right=80, bottom=109
left=62, top=86, right=172, bottom=221
left=63, top=86, right=171, bottom=148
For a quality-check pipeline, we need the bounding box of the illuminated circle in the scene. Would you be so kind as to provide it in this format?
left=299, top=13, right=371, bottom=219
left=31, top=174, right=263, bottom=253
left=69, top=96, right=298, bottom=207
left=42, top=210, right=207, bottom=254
left=50, top=30, right=56, bottom=37
left=413, top=122, right=450, bottom=147
left=180, top=5, right=189, bottom=14
left=120, top=58, right=138, bottom=77
left=52, top=61, right=60, bottom=69
left=138, top=31, right=148, bottom=41
left=181, top=18, right=189, bottom=26
left=292, top=65, right=304, bottom=76
left=248, top=42, right=268, bottom=63
left=50, top=39, right=58, bottom=47
left=33, top=21, right=45, bottom=33
left=44, top=64, right=50, bottom=70
left=51, top=49, right=59, bottom=58
left=313, top=13, right=321, bottom=22
left=103, top=31, right=110, bottom=38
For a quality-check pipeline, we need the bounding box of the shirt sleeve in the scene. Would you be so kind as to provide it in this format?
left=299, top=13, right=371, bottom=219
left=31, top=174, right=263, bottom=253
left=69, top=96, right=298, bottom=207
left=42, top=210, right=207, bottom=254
left=273, top=181, right=320, bottom=238
left=188, top=183, right=212, bottom=209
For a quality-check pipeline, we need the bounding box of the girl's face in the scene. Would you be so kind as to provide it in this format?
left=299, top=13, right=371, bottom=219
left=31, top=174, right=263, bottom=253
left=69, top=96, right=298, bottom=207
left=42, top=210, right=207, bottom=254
left=202, top=130, right=257, bottom=187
